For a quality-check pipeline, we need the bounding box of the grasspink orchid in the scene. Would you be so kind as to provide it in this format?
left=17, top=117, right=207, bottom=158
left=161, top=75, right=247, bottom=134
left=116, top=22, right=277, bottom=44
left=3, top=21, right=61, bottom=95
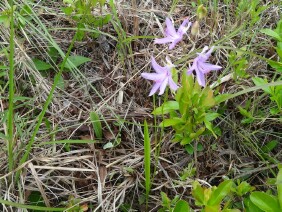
left=154, top=17, right=192, bottom=50
left=141, top=57, right=179, bottom=96
left=187, top=46, right=222, bottom=87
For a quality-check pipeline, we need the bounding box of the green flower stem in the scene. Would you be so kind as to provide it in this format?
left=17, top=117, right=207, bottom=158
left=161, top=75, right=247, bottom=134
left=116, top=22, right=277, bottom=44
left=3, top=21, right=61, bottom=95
left=153, top=89, right=169, bottom=180
left=8, top=0, right=15, bottom=174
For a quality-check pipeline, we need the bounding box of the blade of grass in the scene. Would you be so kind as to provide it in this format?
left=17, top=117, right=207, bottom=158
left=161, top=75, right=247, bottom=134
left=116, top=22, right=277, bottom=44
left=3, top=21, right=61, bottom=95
left=90, top=111, right=103, bottom=139
left=8, top=0, right=15, bottom=174
left=0, top=198, right=66, bottom=211
left=144, top=120, right=151, bottom=210
left=15, top=28, right=79, bottom=182
left=38, top=139, right=96, bottom=146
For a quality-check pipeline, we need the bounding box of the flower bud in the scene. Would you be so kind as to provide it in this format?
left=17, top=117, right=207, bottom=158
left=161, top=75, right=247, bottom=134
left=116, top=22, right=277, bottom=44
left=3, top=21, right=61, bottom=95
left=197, top=4, right=207, bottom=20
left=191, top=21, right=200, bottom=36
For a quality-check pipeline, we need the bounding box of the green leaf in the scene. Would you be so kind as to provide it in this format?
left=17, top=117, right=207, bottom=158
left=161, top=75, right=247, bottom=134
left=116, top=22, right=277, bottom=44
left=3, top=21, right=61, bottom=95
left=262, top=140, right=278, bottom=153
left=277, top=167, right=282, bottom=209
left=260, top=29, right=282, bottom=41
left=205, top=113, right=220, bottom=122
left=173, top=200, right=190, bottom=212
left=63, top=56, right=91, bottom=70
left=160, top=118, right=184, bottom=127
left=244, top=197, right=264, bottom=212
left=160, top=192, right=171, bottom=209
left=57, top=75, right=65, bottom=90
left=32, top=58, right=52, bottom=71
left=237, top=106, right=253, bottom=118
left=269, top=60, right=282, bottom=73
left=90, top=111, right=102, bottom=139
left=215, top=94, right=232, bottom=104
left=204, top=120, right=217, bottom=138
left=192, top=181, right=205, bottom=205
left=250, top=192, right=280, bottom=212
left=252, top=77, right=272, bottom=94
left=144, top=120, right=151, bottom=207
left=208, top=180, right=233, bottom=206
left=152, top=101, right=179, bottom=115
left=185, top=144, right=194, bottom=154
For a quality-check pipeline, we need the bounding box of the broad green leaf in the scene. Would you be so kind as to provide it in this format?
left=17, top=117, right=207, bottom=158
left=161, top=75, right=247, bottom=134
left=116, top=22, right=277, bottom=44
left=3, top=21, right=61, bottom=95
left=90, top=111, right=102, bottom=139
left=0, top=15, right=9, bottom=23
left=160, top=192, right=171, bottom=208
left=204, top=120, right=217, bottom=138
left=260, top=29, right=282, bottom=41
left=205, top=113, right=220, bottom=122
left=63, top=56, right=91, bottom=69
left=205, top=205, right=220, bottom=212
left=152, top=101, right=179, bottom=115
left=250, top=192, right=280, bottom=212
left=32, top=58, right=52, bottom=71
left=181, top=137, right=192, bottom=145
left=173, top=200, right=190, bottom=212
left=208, top=180, right=233, bottom=206
left=268, top=60, right=282, bottom=73
left=93, top=14, right=111, bottom=27
left=201, top=89, right=215, bottom=107
left=185, top=144, right=194, bottom=154
left=61, top=6, right=73, bottom=15
left=277, top=168, right=282, bottom=209
left=244, top=197, right=264, bottom=212
left=192, top=181, right=205, bottom=205
left=160, top=118, right=184, bottom=127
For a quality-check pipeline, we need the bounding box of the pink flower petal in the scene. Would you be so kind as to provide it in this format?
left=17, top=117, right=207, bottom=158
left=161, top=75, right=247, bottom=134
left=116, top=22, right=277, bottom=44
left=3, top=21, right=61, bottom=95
left=151, top=57, right=167, bottom=73
left=204, top=46, right=214, bottom=59
left=169, top=41, right=178, bottom=50
left=198, top=62, right=222, bottom=74
left=141, top=73, right=165, bottom=81
left=154, top=37, right=173, bottom=44
left=177, top=18, right=191, bottom=36
left=159, top=77, right=169, bottom=95
left=149, top=82, right=162, bottom=96
left=168, top=77, right=179, bottom=91
left=195, top=68, right=206, bottom=87
left=165, top=18, right=177, bottom=37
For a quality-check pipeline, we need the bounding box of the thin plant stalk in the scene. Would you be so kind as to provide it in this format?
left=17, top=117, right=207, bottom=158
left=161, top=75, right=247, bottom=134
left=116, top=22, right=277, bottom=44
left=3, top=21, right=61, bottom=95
left=8, top=0, right=15, bottom=173
left=144, top=120, right=151, bottom=210
left=152, top=89, right=169, bottom=179
left=15, top=30, right=79, bottom=182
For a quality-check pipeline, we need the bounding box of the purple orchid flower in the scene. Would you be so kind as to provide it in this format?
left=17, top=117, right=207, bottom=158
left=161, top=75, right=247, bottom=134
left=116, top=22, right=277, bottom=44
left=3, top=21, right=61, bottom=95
left=154, top=17, right=192, bottom=50
left=187, top=46, right=222, bottom=87
left=141, top=57, right=179, bottom=96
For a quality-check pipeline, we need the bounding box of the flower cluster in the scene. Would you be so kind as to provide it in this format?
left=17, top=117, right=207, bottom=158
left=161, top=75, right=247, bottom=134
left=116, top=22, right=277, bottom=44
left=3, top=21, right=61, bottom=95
left=141, top=17, right=222, bottom=96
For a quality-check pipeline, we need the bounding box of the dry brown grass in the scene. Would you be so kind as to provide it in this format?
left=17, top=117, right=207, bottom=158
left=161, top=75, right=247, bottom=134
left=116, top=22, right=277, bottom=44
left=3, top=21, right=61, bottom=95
left=0, top=0, right=282, bottom=211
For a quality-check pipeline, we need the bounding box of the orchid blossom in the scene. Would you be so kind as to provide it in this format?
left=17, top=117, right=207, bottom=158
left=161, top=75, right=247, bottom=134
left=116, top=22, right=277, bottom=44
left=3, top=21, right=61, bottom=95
left=187, top=46, right=222, bottom=87
left=154, top=17, right=191, bottom=50
left=141, top=57, right=179, bottom=96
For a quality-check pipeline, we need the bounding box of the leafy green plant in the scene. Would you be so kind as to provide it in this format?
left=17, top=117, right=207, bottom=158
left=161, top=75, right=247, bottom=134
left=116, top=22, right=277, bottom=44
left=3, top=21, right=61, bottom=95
left=158, top=192, right=190, bottom=212
left=247, top=166, right=282, bottom=212
left=252, top=77, right=282, bottom=115
left=62, top=0, right=111, bottom=40
left=192, top=180, right=237, bottom=212
left=152, top=73, right=220, bottom=154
